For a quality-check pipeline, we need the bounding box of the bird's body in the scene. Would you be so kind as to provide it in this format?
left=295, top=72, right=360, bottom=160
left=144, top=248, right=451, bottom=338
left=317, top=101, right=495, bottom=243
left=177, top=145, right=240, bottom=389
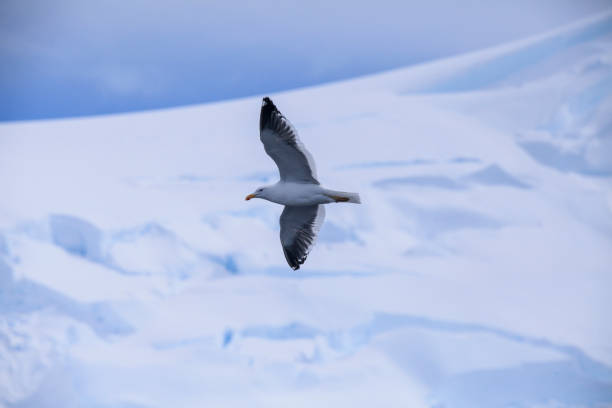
left=255, top=182, right=359, bottom=206
left=246, top=97, right=360, bottom=270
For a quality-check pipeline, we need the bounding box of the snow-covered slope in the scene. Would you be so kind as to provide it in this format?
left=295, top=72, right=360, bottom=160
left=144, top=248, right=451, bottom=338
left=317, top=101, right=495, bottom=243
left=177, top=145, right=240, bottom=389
left=1, top=12, right=611, bottom=408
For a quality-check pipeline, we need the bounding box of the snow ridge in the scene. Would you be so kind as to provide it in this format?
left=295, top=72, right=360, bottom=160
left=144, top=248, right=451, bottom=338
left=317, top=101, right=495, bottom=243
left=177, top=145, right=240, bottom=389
left=1, top=12, right=611, bottom=408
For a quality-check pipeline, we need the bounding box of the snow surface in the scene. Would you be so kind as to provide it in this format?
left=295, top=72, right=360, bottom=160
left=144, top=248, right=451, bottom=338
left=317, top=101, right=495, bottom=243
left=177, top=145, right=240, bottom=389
left=1, top=12, right=612, bottom=408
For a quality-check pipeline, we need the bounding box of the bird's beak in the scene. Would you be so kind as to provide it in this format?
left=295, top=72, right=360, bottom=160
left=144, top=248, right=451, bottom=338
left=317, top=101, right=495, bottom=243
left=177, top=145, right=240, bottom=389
left=245, top=193, right=256, bottom=201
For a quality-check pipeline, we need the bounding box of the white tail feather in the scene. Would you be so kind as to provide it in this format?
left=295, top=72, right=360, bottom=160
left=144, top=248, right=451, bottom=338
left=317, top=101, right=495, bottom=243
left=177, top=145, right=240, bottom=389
left=324, top=190, right=361, bottom=204
left=344, top=192, right=361, bottom=204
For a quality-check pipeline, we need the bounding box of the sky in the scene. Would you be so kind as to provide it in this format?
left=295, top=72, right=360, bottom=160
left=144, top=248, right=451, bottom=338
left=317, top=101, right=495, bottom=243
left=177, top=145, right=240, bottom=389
left=1, top=0, right=610, bottom=121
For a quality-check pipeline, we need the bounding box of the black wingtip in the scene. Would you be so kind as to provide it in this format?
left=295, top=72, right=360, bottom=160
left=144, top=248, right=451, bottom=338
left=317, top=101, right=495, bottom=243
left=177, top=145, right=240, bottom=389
left=260, top=96, right=279, bottom=131
left=282, top=247, right=304, bottom=271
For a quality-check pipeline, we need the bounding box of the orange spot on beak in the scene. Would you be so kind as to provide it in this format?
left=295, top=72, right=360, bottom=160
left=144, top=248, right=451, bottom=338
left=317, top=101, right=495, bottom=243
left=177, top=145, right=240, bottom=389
left=245, top=193, right=256, bottom=201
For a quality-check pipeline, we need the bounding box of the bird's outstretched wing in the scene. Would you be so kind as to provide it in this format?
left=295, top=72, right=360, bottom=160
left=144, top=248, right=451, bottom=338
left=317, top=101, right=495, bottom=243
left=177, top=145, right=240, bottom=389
left=279, top=205, right=325, bottom=270
left=259, top=97, right=319, bottom=184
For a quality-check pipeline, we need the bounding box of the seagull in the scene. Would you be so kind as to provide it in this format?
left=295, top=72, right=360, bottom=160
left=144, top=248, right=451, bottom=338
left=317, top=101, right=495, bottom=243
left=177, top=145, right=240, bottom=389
left=246, top=97, right=361, bottom=270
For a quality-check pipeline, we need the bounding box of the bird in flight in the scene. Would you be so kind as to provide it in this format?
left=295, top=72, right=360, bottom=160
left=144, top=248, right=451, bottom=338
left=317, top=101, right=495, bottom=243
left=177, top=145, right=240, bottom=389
left=246, top=97, right=361, bottom=270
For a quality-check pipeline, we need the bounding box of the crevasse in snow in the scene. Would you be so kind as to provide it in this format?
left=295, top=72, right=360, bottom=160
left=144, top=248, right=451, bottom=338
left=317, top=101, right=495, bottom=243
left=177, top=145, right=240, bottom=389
left=1, top=12, right=611, bottom=408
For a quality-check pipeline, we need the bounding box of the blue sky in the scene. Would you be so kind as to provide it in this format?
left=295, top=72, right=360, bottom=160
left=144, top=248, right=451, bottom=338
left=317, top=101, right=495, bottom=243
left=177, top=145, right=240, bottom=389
left=1, top=0, right=609, bottom=121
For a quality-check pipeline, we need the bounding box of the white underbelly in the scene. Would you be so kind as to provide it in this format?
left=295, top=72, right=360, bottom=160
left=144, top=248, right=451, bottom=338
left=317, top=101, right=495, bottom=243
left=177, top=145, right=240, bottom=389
left=269, top=183, right=333, bottom=206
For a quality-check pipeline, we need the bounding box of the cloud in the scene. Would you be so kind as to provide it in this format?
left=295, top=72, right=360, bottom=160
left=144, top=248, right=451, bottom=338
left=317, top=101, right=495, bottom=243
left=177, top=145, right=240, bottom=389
left=1, top=0, right=610, bottom=120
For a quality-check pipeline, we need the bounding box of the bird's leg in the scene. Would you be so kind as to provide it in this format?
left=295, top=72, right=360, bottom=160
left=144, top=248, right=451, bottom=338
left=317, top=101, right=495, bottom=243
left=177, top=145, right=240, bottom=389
left=325, top=194, right=350, bottom=203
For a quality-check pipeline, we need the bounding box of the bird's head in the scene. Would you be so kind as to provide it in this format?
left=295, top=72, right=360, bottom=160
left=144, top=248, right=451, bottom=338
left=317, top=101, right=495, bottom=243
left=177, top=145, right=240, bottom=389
left=245, top=186, right=267, bottom=201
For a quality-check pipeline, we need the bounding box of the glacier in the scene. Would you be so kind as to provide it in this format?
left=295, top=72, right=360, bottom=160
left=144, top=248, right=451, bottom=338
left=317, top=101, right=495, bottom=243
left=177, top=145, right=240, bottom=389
left=1, top=12, right=611, bottom=408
